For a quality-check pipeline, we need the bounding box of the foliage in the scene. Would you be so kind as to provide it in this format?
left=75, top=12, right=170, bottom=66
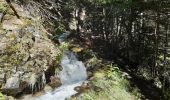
left=0, top=92, right=5, bottom=100
left=78, top=49, right=95, bottom=61
left=131, top=87, right=142, bottom=100
left=163, top=89, right=170, bottom=100
left=56, top=42, right=70, bottom=64
left=0, top=2, right=7, bottom=13
left=80, top=64, right=141, bottom=100
left=106, top=64, right=122, bottom=79
left=53, top=22, right=66, bottom=38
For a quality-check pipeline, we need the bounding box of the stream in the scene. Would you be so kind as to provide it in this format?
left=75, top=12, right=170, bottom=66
left=21, top=51, right=87, bottom=100
left=38, top=51, right=87, bottom=100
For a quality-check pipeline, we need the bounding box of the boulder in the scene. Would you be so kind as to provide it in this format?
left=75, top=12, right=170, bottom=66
left=44, top=85, right=53, bottom=93
left=4, top=74, right=20, bottom=89
left=0, top=2, right=60, bottom=96
left=1, top=73, right=23, bottom=96
left=49, top=76, right=62, bottom=89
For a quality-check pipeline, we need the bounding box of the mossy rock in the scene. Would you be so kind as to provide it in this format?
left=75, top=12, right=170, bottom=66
left=0, top=2, right=7, bottom=13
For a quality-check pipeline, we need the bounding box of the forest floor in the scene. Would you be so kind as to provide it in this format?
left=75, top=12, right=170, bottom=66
left=69, top=38, right=163, bottom=100
left=125, top=69, right=162, bottom=100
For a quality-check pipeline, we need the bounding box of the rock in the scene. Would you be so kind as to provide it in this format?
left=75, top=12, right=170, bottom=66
left=7, top=96, right=15, bottom=100
left=0, top=73, right=5, bottom=83
left=1, top=73, right=21, bottom=96
left=92, top=86, right=102, bottom=92
left=0, top=13, right=4, bottom=22
left=73, top=83, right=90, bottom=98
left=2, top=16, right=24, bottom=30
left=58, top=31, right=71, bottom=43
left=49, top=76, right=62, bottom=89
left=28, top=71, right=46, bottom=94
left=87, top=71, right=93, bottom=78
left=4, top=76, right=20, bottom=89
left=74, top=81, right=90, bottom=93
left=44, top=85, right=53, bottom=92
left=0, top=1, right=60, bottom=96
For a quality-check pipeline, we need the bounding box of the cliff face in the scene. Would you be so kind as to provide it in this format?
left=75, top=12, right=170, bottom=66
left=0, top=0, right=60, bottom=96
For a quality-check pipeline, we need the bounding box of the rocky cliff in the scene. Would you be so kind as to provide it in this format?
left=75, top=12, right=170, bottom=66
left=0, top=0, right=61, bottom=97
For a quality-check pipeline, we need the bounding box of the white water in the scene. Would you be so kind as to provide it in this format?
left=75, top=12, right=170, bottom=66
left=21, top=51, right=87, bottom=100
left=37, top=82, right=83, bottom=100
left=58, top=31, right=71, bottom=43
left=38, top=51, right=87, bottom=100
left=59, top=51, right=87, bottom=85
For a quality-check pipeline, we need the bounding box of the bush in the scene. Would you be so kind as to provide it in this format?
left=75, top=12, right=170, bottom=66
left=0, top=92, right=5, bottom=100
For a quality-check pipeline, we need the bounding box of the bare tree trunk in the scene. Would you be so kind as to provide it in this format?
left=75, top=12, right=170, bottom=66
left=163, top=25, right=169, bottom=92
left=152, top=13, right=159, bottom=78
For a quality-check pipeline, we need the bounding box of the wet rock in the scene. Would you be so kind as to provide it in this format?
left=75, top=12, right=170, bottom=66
left=49, top=76, right=62, bottom=89
left=73, top=82, right=90, bottom=98
left=28, top=71, right=46, bottom=94
left=58, top=31, right=71, bottom=43
left=74, top=81, right=90, bottom=93
left=44, top=85, right=53, bottom=92
left=92, top=86, right=103, bottom=92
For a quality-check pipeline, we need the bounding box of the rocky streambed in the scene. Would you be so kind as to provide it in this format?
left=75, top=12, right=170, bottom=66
left=19, top=51, right=88, bottom=100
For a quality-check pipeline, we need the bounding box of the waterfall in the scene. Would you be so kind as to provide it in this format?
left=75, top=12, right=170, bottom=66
left=59, top=51, right=87, bottom=85
left=22, top=51, right=87, bottom=100
left=21, top=31, right=87, bottom=100
left=38, top=51, right=87, bottom=100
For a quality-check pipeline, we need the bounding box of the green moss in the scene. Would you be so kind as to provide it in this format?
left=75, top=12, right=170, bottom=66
left=81, top=77, right=136, bottom=100
left=79, top=64, right=141, bottom=100
left=0, top=2, right=7, bottom=13
left=56, top=42, right=70, bottom=64
left=1, top=43, right=26, bottom=68
left=6, top=43, right=21, bottom=54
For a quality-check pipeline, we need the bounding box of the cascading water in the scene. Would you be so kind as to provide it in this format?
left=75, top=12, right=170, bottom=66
left=21, top=51, right=87, bottom=100
left=20, top=31, right=87, bottom=100
left=37, top=51, right=87, bottom=100
left=59, top=51, right=87, bottom=85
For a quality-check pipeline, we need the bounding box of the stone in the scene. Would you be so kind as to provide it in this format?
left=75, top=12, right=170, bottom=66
left=74, top=81, right=90, bottom=93
left=44, top=85, right=53, bottom=93
left=0, top=2, right=60, bottom=96
left=0, top=13, right=4, bottom=22
left=2, top=14, right=24, bottom=30
left=7, top=96, right=15, bottom=100
left=87, top=71, right=93, bottom=78
left=49, top=76, right=62, bottom=89
left=58, top=31, right=71, bottom=43
left=0, top=73, right=27, bottom=96
left=4, top=76, right=20, bottom=89
left=0, top=73, right=5, bottom=83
